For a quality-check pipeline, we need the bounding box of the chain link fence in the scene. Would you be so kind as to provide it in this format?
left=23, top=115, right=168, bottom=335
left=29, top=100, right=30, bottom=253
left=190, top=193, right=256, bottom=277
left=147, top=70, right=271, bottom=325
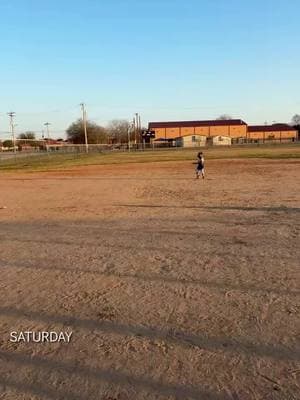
left=0, top=137, right=299, bottom=162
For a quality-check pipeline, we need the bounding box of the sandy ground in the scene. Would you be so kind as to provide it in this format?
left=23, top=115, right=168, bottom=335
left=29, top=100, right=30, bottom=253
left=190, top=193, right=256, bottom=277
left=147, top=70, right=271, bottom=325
left=0, top=159, right=299, bottom=400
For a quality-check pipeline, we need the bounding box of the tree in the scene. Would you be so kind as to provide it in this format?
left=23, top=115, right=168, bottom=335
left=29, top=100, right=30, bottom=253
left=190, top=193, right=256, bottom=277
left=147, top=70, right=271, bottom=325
left=17, top=131, right=40, bottom=148
left=291, top=114, right=300, bottom=140
left=107, top=119, right=130, bottom=143
left=2, top=140, right=13, bottom=148
left=18, top=131, right=36, bottom=140
left=66, top=119, right=108, bottom=144
left=291, top=114, right=300, bottom=127
left=216, top=114, right=233, bottom=120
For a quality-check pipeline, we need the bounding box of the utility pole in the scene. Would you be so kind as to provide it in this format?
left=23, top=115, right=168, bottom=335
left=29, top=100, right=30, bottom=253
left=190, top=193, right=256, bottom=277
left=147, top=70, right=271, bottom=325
left=134, top=113, right=141, bottom=147
left=133, top=116, right=136, bottom=146
left=7, top=112, right=16, bottom=158
left=135, top=113, right=142, bottom=145
left=127, top=122, right=131, bottom=152
left=138, top=114, right=143, bottom=148
left=80, top=103, right=89, bottom=153
left=44, top=122, right=51, bottom=139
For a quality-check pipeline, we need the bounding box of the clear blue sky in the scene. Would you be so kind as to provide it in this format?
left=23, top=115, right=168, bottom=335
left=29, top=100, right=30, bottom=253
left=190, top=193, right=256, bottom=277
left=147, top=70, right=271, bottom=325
left=0, top=0, right=299, bottom=138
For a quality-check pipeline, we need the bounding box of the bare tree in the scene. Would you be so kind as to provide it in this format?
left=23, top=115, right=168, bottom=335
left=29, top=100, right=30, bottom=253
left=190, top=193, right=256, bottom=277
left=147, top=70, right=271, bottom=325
left=291, top=114, right=300, bottom=140
left=17, top=131, right=40, bottom=148
left=107, top=119, right=130, bottom=143
left=216, top=114, right=233, bottom=120
left=18, top=131, right=36, bottom=140
left=291, top=114, right=300, bottom=127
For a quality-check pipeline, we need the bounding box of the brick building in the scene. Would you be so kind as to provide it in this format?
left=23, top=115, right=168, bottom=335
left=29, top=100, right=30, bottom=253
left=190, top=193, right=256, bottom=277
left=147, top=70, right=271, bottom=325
left=247, top=124, right=297, bottom=142
left=148, top=119, right=247, bottom=141
left=148, top=119, right=298, bottom=143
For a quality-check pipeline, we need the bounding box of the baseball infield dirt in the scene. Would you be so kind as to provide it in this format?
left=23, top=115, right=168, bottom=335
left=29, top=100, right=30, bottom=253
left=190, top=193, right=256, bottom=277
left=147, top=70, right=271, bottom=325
left=0, top=158, right=299, bottom=400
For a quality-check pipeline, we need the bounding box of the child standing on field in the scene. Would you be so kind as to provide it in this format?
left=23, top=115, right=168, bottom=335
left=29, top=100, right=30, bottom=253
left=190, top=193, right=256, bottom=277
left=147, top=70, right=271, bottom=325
left=195, top=152, right=205, bottom=179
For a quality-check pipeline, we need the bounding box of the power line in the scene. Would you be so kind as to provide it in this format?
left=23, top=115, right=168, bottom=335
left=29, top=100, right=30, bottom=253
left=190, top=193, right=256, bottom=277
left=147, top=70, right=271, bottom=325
left=15, top=105, right=78, bottom=116
left=0, top=103, right=243, bottom=116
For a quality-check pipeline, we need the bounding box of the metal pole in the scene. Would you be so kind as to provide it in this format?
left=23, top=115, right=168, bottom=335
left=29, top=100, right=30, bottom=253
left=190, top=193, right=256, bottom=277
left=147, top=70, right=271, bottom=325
left=44, top=122, right=51, bottom=139
left=44, top=122, right=51, bottom=153
left=7, top=112, right=16, bottom=159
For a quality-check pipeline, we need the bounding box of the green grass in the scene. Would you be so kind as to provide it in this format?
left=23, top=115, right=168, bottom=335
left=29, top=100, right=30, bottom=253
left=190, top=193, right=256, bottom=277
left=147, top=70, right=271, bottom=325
left=0, top=144, right=300, bottom=172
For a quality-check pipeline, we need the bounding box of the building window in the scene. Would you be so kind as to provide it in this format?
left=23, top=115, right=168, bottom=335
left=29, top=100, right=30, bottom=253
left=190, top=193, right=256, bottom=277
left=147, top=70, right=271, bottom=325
left=192, top=136, right=196, bottom=142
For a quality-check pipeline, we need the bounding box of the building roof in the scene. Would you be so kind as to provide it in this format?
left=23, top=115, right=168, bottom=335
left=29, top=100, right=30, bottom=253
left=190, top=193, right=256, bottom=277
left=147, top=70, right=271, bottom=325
left=148, top=119, right=247, bottom=129
left=248, top=124, right=296, bottom=132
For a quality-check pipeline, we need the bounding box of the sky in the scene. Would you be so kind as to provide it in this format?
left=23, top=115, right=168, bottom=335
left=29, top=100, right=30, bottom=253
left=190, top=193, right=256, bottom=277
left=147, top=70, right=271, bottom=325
left=0, top=0, right=299, bottom=139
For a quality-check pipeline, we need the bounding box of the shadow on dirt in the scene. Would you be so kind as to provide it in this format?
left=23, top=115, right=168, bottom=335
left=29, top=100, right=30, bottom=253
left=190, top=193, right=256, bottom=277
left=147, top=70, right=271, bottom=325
left=0, top=306, right=299, bottom=363
left=1, top=260, right=299, bottom=297
left=115, top=204, right=300, bottom=213
left=0, top=348, right=230, bottom=400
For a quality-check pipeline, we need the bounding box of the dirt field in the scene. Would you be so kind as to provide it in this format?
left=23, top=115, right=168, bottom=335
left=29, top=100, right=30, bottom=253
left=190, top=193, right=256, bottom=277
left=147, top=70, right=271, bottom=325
left=0, top=158, right=299, bottom=400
